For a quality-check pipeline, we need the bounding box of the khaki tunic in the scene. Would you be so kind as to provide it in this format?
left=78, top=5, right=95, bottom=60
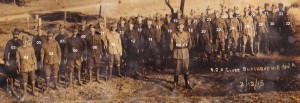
left=41, top=40, right=61, bottom=64
left=255, top=14, right=269, bottom=34
left=106, top=32, right=122, bottom=55
left=170, top=31, right=192, bottom=59
left=16, top=46, right=37, bottom=72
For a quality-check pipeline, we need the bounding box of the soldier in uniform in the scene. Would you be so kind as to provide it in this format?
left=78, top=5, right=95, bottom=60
left=65, top=27, right=85, bottom=87
left=212, top=10, right=227, bottom=60
left=124, top=21, right=141, bottom=76
left=97, top=21, right=109, bottom=80
left=264, top=4, right=279, bottom=53
left=170, top=20, right=192, bottom=90
left=16, top=35, right=38, bottom=101
left=198, top=12, right=213, bottom=62
left=86, top=24, right=106, bottom=83
left=41, top=31, right=61, bottom=92
left=134, top=15, right=146, bottom=73
left=153, top=13, right=164, bottom=70
left=55, top=25, right=69, bottom=83
left=143, top=18, right=161, bottom=73
left=3, top=28, right=22, bottom=91
left=226, top=8, right=241, bottom=58
left=161, top=14, right=176, bottom=69
left=185, top=17, right=199, bottom=61
left=106, top=23, right=123, bottom=80
left=241, top=8, right=256, bottom=57
left=117, top=17, right=128, bottom=76
left=254, top=6, right=269, bottom=55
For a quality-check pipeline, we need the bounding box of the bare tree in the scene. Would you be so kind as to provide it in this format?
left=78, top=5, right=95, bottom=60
left=165, top=0, right=185, bottom=17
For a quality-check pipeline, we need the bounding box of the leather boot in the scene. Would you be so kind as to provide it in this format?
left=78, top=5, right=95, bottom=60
left=250, top=45, right=256, bottom=56
left=32, top=82, right=38, bottom=96
left=96, top=69, right=101, bottom=83
left=68, top=73, right=73, bottom=88
left=173, top=75, right=178, bottom=91
left=20, top=83, right=27, bottom=101
left=117, top=66, right=123, bottom=77
left=184, top=74, right=192, bottom=89
left=221, top=50, right=228, bottom=60
left=257, top=42, right=260, bottom=55
left=87, top=69, right=92, bottom=83
left=44, top=77, right=50, bottom=93
left=77, top=69, right=82, bottom=86
left=54, top=76, right=59, bottom=90
left=108, top=67, right=112, bottom=80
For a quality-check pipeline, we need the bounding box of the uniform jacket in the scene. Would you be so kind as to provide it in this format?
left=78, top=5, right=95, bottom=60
left=124, top=29, right=140, bottom=57
left=16, top=46, right=37, bottom=72
left=32, top=35, right=47, bottom=61
left=106, top=31, right=122, bottom=55
left=255, top=14, right=269, bottom=34
left=241, top=16, right=255, bottom=37
left=227, top=17, right=241, bottom=39
left=41, top=39, right=61, bottom=64
left=4, top=38, right=22, bottom=61
left=161, top=22, right=176, bottom=48
left=86, top=34, right=105, bottom=58
left=55, top=33, right=69, bottom=59
left=170, top=31, right=192, bottom=59
left=65, top=36, right=85, bottom=60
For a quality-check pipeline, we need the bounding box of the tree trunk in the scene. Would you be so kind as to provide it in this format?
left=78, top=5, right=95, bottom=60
left=180, top=0, right=185, bottom=16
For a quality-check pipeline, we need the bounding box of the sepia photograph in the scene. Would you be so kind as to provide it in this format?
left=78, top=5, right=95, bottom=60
left=0, top=0, right=299, bottom=102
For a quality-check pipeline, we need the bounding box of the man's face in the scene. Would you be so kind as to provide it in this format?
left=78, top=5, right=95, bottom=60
left=129, top=24, right=134, bottom=30
left=215, top=12, right=220, bottom=18
left=48, top=36, right=53, bottom=40
left=121, top=20, right=125, bottom=27
left=138, top=17, right=143, bottom=24
left=178, top=24, right=184, bottom=32
left=23, top=40, right=28, bottom=46
left=228, top=12, right=233, bottom=18
left=59, top=28, right=65, bottom=34
left=99, top=23, right=104, bottom=29
left=147, top=20, right=152, bottom=26
left=112, top=27, right=117, bottom=32
left=73, top=30, right=78, bottom=37
left=265, top=6, right=270, bottom=11
left=81, top=25, right=86, bottom=30
left=90, top=27, right=95, bottom=35
left=166, top=17, right=171, bottom=23
left=13, top=34, right=19, bottom=38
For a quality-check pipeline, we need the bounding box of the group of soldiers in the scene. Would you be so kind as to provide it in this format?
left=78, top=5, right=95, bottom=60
left=3, top=2, right=297, bottom=101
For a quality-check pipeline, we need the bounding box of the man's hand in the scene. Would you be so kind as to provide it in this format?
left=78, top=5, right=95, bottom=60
left=17, top=68, right=20, bottom=74
left=5, top=61, right=10, bottom=67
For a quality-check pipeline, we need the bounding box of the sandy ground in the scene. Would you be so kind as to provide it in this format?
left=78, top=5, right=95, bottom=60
left=0, top=0, right=300, bottom=102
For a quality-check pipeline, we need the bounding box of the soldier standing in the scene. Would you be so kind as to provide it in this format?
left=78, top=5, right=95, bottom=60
left=241, top=8, right=256, bottom=57
left=170, top=20, right=192, bottom=90
left=134, top=15, right=145, bottom=73
left=254, top=6, right=269, bottom=55
left=106, top=23, right=123, bottom=80
left=117, top=17, right=128, bottom=76
left=16, top=35, right=38, bottom=101
left=143, top=18, right=161, bottom=73
left=227, top=8, right=241, bottom=57
left=161, top=14, right=176, bottom=69
left=97, top=21, right=109, bottom=80
left=55, top=25, right=69, bottom=83
left=212, top=10, right=227, bottom=60
left=65, top=27, right=85, bottom=87
left=3, top=28, right=22, bottom=92
left=86, top=24, right=106, bottom=83
left=124, top=21, right=141, bottom=77
left=41, top=32, right=61, bottom=92
left=153, top=13, right=164, bottom=70
left=198, top=12, right=213, bottom=62
left=264, top=4, right=279, bottom=52
left=185, top=17, right=199, bottom=61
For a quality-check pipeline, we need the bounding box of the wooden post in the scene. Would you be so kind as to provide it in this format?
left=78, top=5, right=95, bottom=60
left=35, top=15, right=39, bottom=30
left=38, top=18, right=42, bottom=27
left=99, top=5, right=102, bottom=18
left=64, top=11, right=67, bottom=24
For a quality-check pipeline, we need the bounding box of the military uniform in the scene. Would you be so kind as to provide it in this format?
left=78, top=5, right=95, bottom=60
left=4, top=35, right=22, bottom=81
left=124, top=26, right=141, bottom=76
left=198, top=15, right=213, bottom=61
left=106, top=27, right=123, bottom=79
left=212, top=16, right=227, bottom=59
left=86, top=28, right=106, bottom=82
left=117, top=21, right=128, bottom=75
left=240, top=11, right=256, bottom=57
left=41, top=33, right=61, bottom=91
left=143, top=22, right=161, bottom=70
left=263, top=5, right=279, bottom=52
left=161, top=16, right=176, bottom=68
left=254, top=11, right=269, bottom=54
left=55, top=28, right=69, bottom=83
left=3, top=29, right=22, bottom=89
left=16, top=36, right=38, bottom=101
left=170, top=21, right=192, bottom=89
left=227, top=13, right=241, bottom=56
left=65, top=33, right=85, bottom=86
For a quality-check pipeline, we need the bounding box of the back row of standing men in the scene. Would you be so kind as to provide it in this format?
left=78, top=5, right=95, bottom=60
left=3, top=2, right=297, bottom=101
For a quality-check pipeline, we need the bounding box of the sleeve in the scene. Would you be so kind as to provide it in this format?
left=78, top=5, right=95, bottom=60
left=161, top=26, right=166, bottom=48
left=64, top=39, right=69, bottom=59
left=16, top=48, right=21, bottom=69
left=3, top=41, right=10, bottom=61
left=169, top=33, right=174, bottom=51
left=40, top=45, right=45, bottom=63
left=56, top=42, right=61, bottom=63
left=188, top=33, right=193, bottom=49
left=31, top=47, right=37, bottom=69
